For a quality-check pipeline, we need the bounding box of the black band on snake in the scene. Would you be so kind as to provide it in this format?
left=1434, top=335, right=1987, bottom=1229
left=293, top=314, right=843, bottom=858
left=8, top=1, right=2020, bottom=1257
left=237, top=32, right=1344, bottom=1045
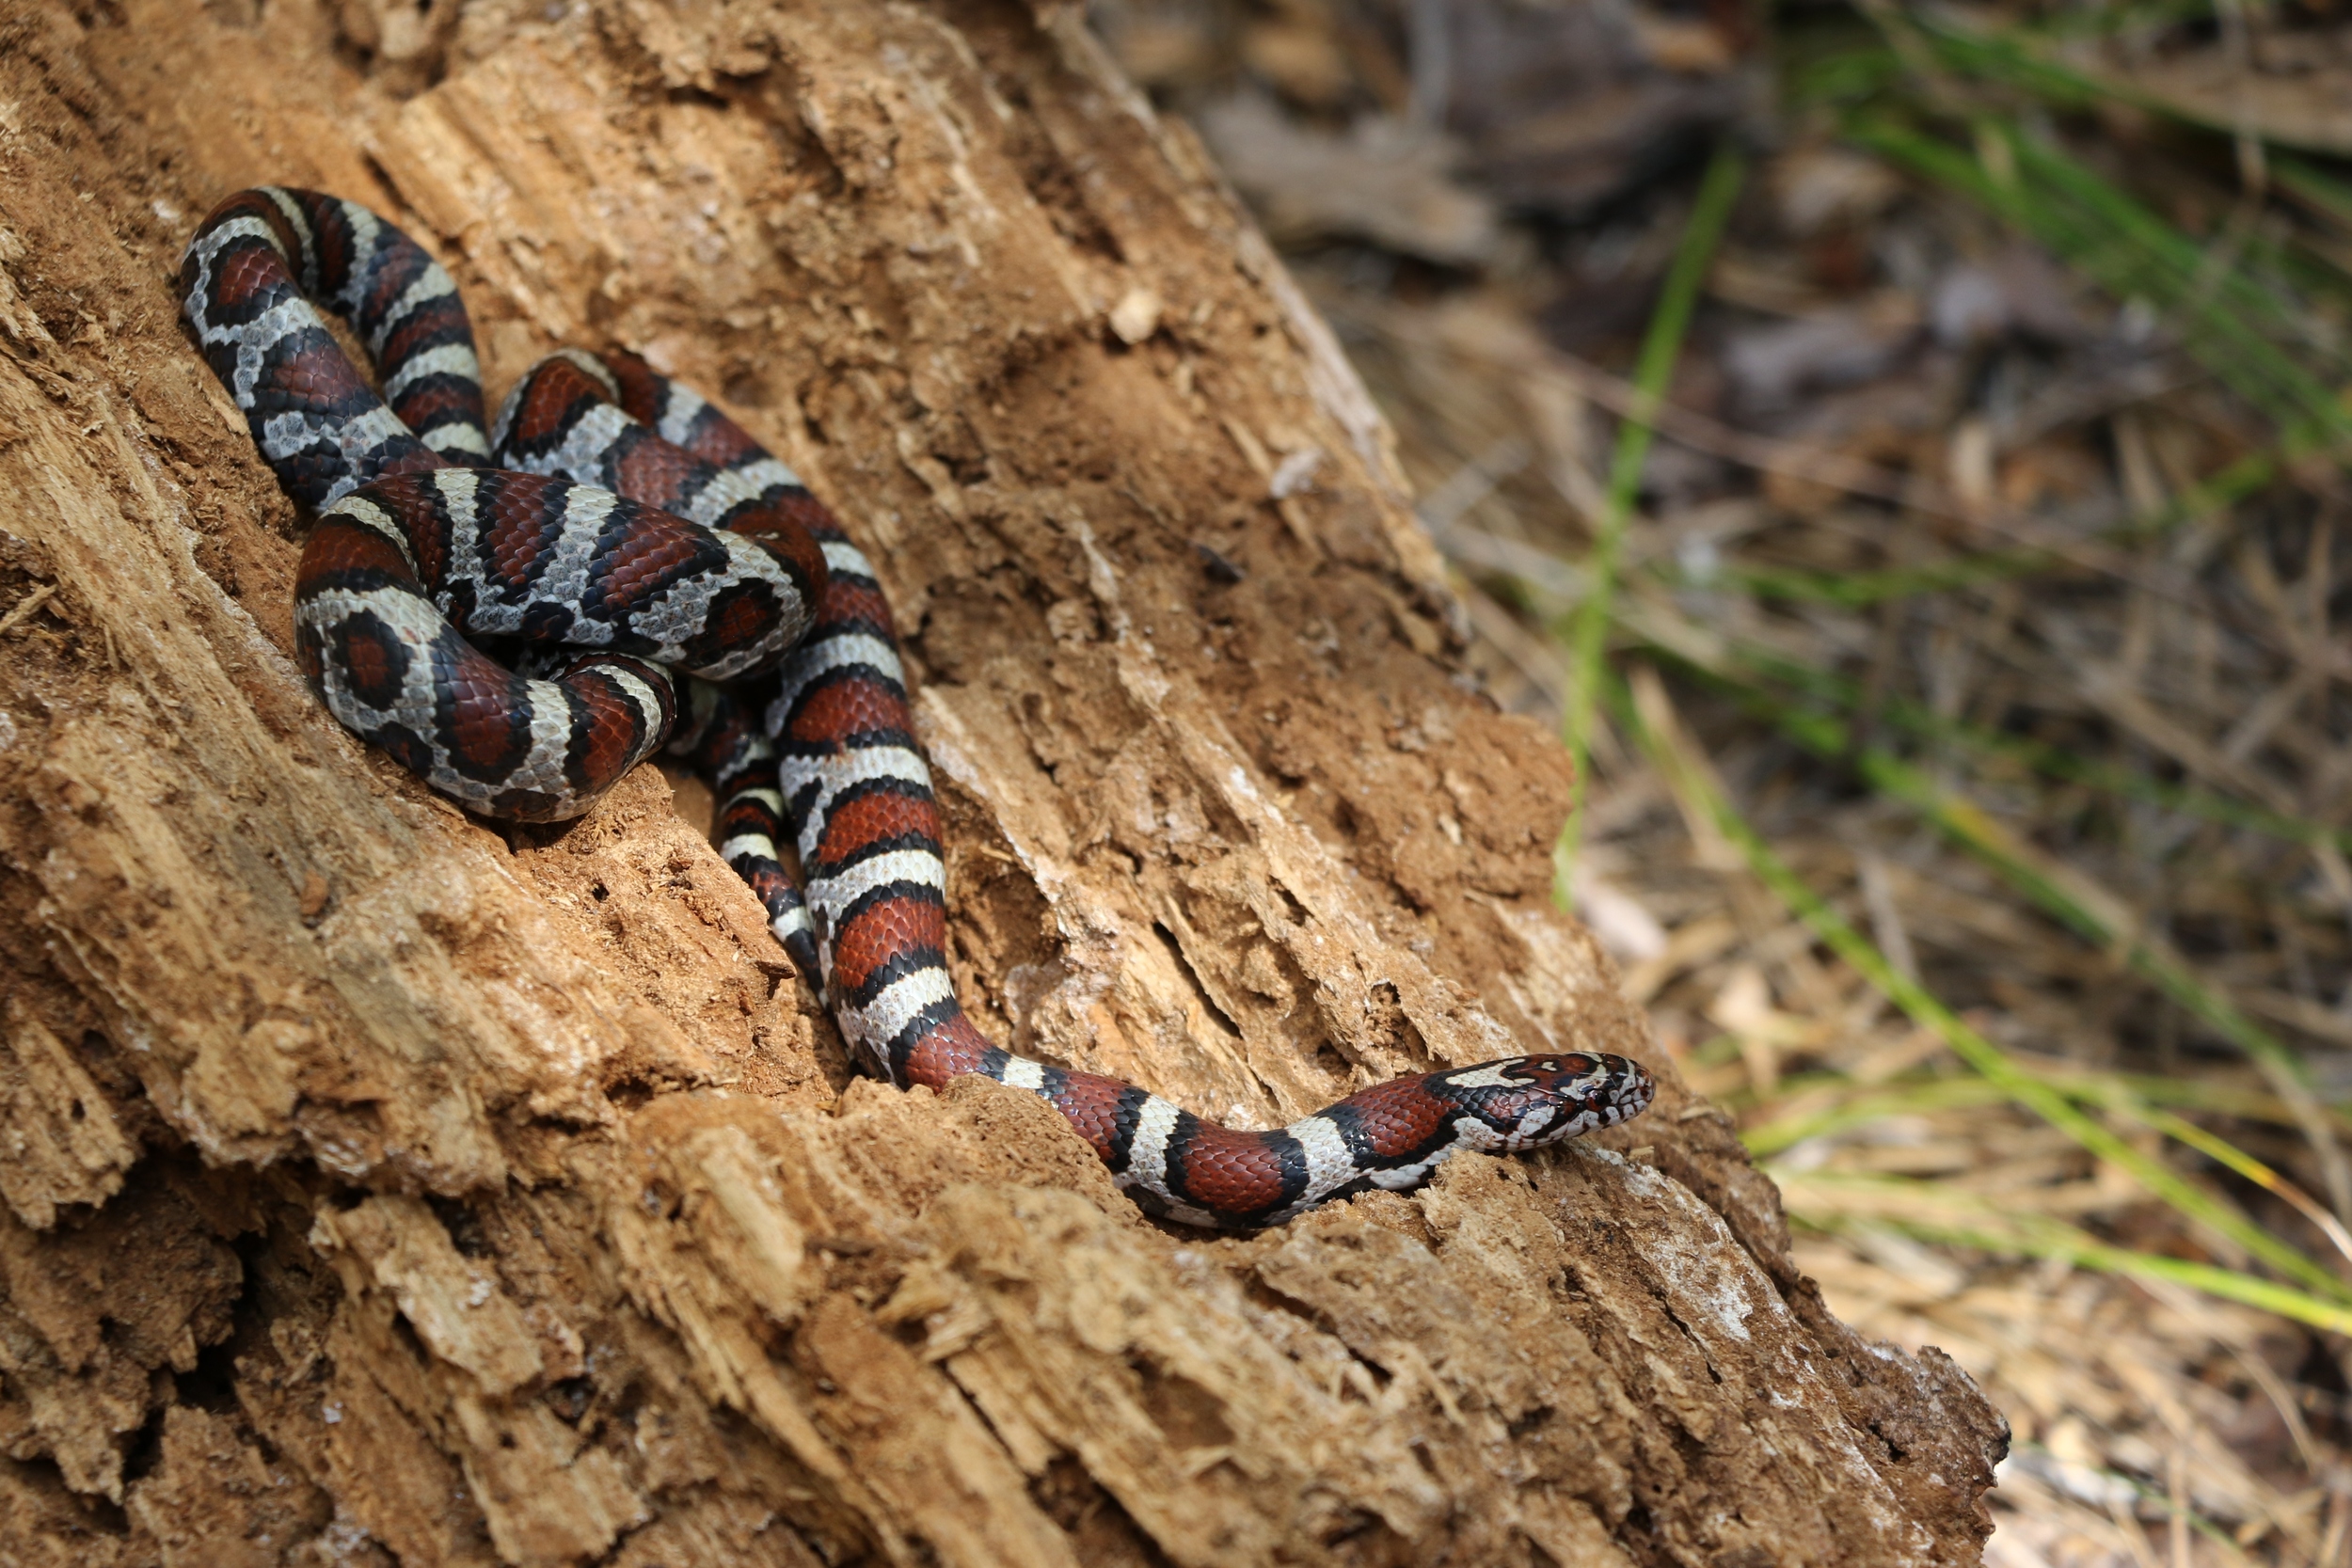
left=181, top=186, right=1656, bottom=1228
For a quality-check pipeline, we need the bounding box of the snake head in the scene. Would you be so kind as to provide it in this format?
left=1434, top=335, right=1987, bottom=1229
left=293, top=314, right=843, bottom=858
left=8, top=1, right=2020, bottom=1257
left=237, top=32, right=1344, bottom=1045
left=1439, top=1051, right=1658, bottom=1148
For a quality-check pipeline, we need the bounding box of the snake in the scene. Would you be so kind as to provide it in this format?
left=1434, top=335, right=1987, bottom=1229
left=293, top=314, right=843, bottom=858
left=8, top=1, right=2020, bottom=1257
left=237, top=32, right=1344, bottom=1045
left=180, top=187, right=1657, bottom=1228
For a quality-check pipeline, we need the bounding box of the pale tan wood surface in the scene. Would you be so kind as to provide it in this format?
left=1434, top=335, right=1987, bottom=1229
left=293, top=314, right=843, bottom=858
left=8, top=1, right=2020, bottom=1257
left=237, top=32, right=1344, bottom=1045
left=0, top=3, right=2003, bottom=1562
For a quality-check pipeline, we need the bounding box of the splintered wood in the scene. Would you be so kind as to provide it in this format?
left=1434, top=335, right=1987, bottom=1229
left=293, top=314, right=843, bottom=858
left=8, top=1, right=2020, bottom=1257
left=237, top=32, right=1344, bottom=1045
left=0, top=2, right=1999, bottom=1563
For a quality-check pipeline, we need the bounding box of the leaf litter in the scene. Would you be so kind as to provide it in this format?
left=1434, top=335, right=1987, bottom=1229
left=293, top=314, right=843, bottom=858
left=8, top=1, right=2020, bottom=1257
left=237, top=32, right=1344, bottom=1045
left=1088, top=0, right=2352, bottom=1561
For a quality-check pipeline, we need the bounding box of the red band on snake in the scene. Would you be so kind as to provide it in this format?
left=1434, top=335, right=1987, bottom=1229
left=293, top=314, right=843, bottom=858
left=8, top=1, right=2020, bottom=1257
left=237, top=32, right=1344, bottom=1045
left=182, top=187, right=1657, bottom=1227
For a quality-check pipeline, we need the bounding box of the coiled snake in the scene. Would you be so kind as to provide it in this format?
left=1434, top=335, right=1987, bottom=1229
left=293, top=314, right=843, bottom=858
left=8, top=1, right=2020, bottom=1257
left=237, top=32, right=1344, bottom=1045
left=181, top=187, right=1655, bottom=1228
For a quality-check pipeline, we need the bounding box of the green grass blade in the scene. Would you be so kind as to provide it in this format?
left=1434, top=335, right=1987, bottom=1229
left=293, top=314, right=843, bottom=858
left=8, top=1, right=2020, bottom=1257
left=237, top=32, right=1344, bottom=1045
left=1613, top=669, right=2352, bottom=1305
left=1782, top=1171, right=2352, bottom=1335
left=2278, top=155, right=2352, bottom=234
left=1884, top=16, right=2352, bottom=307
left=1722, top=676, right=2329, bottom=1099
left=1742, top=1077, right=2012, bottom=1157
left=1672, top=642, right=2352, bottom=1223
left=1849, top=117, right=2352, bottom=441
left=1556, top=143, right=1746, bottom=884
left=2120, top=1103, right=2352, bottom=1272
left=1651, top=625, right=2352, bottom=854
left=1656, top=446, right=2285, bottom=610
left=1744, top=1065, right=2352, bottom=1163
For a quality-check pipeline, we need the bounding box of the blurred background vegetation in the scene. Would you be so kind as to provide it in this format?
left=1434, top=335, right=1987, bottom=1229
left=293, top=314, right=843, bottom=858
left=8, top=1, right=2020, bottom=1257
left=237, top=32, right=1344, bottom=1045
left=1077, top=0, right=2352, bottom=1560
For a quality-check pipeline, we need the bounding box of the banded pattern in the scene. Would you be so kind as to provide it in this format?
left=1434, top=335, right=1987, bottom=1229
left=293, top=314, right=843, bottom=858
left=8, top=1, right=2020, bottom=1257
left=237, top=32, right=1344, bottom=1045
left=502, top=348, right=837, bottom=968
left=767, top=531, right=1654, bottom=1220
left=185, top=188, right=1659, bottom=1227
left=1000, top=1052, right=1657, bottom=1226
left=181, top=185, right=489, bottom=506
left=183, top=188, right=825, bottom=820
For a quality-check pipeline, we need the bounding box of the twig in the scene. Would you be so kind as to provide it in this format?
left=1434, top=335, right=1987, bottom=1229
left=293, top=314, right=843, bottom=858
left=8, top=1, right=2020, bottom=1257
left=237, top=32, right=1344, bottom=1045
left=0, top=582, right=56, bottom=637
left=1622, top=664, right=2352, bottom=1307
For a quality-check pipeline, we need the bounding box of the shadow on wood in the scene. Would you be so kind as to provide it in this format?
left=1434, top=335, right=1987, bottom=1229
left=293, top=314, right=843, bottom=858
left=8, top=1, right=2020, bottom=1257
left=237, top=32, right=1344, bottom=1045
left=0, top=1, right=2004, bottom=1562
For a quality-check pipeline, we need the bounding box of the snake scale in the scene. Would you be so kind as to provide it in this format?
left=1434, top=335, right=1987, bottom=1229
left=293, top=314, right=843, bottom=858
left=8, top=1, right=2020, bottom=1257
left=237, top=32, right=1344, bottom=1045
left=180, top=186, right=1655, bottom=1228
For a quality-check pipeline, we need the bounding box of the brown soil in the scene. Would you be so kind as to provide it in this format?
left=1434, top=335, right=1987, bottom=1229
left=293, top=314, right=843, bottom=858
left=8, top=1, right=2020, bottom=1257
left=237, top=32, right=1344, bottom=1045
left=0, top=1, right=2003, bottom=1563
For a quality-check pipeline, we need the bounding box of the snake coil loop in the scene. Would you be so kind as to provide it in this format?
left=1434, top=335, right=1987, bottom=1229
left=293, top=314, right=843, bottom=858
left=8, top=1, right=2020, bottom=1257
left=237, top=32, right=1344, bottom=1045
left=182, top=186, right=1656, bottom=1227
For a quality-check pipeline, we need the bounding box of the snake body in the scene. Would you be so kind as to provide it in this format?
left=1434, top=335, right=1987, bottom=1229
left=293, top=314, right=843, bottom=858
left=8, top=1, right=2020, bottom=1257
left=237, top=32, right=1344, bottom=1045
left=182, top=187, right=1656, bottom=1227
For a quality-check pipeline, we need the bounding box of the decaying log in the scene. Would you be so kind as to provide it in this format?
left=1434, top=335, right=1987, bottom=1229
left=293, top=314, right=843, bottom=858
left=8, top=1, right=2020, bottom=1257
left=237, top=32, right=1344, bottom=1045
left=0, top=1, right=2006, bottom=1562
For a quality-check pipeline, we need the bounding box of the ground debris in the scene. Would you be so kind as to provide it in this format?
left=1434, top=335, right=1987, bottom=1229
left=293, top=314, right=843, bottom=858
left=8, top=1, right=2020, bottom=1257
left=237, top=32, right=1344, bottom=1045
left=0, top=0, right=2000, bottom=1563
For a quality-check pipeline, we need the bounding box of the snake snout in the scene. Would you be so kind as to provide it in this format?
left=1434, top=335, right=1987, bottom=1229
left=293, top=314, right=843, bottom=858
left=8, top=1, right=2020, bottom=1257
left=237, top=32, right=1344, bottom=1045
left=1609, top=1054, right=1658, bottom=1121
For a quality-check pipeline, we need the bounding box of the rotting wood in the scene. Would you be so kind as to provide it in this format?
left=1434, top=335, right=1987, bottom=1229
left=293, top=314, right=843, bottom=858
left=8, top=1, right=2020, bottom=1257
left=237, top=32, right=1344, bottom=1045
left=0, top=1, right=2005, bottom=1562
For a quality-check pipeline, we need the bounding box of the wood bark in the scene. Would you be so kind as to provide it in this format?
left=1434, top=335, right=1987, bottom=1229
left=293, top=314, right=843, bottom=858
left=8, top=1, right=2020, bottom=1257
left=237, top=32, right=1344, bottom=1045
left=0, top=2, right=2006, bottom=1563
